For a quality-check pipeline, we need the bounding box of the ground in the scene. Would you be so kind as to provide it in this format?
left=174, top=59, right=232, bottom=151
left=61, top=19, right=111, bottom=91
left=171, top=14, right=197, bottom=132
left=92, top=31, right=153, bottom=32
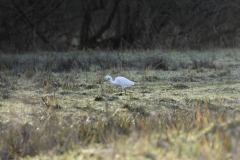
left=1, top=48, right=240, bottom=159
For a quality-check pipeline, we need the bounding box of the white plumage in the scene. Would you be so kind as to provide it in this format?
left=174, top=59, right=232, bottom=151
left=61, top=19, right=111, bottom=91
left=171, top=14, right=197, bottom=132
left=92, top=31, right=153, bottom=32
left=103, top=75, right=134, bottom=92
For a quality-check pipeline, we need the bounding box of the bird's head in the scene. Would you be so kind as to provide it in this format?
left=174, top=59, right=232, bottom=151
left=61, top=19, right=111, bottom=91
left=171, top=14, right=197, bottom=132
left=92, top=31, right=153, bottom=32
left=102, top=75, right=112, bottom=83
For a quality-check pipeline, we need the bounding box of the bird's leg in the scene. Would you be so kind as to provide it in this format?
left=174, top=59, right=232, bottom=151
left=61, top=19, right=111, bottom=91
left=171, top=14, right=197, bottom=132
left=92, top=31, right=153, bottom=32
left=117, top=88, right=123, bottom=96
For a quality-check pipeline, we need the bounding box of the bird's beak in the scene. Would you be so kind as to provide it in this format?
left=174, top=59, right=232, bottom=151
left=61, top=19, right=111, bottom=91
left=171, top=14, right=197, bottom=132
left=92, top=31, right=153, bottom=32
left=101, top=79, right=106, bottom=83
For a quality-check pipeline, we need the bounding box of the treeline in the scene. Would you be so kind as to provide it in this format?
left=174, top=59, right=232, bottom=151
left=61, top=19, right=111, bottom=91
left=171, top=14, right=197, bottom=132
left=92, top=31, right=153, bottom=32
left=0, top=0, right=240, bottom=52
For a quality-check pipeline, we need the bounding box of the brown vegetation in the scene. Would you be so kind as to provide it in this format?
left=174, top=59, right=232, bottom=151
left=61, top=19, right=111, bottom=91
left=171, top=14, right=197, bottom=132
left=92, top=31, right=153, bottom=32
left=1, top=49, right=240, bottom=159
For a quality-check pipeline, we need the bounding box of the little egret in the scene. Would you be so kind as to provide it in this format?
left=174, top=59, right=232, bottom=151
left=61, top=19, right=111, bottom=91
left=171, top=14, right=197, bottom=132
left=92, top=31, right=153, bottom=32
left=103, top=75, right=134, bottom=93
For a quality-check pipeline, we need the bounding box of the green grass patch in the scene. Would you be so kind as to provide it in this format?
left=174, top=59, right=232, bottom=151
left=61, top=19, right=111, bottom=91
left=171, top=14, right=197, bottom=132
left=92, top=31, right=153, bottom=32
left=1, top=48, right=240, bottom=159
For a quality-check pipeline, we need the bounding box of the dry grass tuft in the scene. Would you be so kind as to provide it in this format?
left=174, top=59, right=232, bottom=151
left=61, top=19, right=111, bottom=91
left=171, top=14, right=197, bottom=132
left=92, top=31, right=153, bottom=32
left=1, top=49, right=240, bottom=159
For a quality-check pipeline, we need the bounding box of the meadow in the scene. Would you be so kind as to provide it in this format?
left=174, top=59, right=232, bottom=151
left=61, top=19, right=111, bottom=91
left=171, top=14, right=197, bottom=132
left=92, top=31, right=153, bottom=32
left=1, top=48, right=240, bottom=159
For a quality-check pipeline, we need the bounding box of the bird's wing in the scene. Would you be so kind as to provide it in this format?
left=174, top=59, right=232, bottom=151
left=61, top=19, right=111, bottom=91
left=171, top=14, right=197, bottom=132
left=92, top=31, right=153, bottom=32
left=116, top=76, right=134, bottom=86
left=115, top=77, right=123, bottom=84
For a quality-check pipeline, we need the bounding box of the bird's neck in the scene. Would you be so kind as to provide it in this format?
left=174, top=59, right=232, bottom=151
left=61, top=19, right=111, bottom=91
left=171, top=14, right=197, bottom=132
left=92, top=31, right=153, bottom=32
left=110, top=78, right=117, bottom=85
left=109, top=77, right=113, bottom=82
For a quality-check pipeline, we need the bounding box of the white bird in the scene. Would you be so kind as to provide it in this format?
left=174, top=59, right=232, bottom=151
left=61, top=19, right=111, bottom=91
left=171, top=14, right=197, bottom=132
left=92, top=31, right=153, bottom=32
left=103, top=75, right=134, bottom=93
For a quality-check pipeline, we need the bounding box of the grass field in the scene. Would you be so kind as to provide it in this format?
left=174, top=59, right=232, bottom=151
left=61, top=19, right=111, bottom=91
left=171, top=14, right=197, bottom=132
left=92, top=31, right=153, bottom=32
left=1, top=49, right=240, bottom=159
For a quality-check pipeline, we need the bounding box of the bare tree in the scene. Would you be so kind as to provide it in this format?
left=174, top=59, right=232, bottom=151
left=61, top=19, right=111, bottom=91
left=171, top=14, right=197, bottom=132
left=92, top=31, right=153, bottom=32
left=0, top=0, right=240, bottom=53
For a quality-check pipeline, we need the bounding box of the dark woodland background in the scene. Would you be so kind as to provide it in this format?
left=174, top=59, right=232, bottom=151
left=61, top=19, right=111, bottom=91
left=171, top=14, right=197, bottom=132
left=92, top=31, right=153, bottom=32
left=0, top=0, right=240, bottom=53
